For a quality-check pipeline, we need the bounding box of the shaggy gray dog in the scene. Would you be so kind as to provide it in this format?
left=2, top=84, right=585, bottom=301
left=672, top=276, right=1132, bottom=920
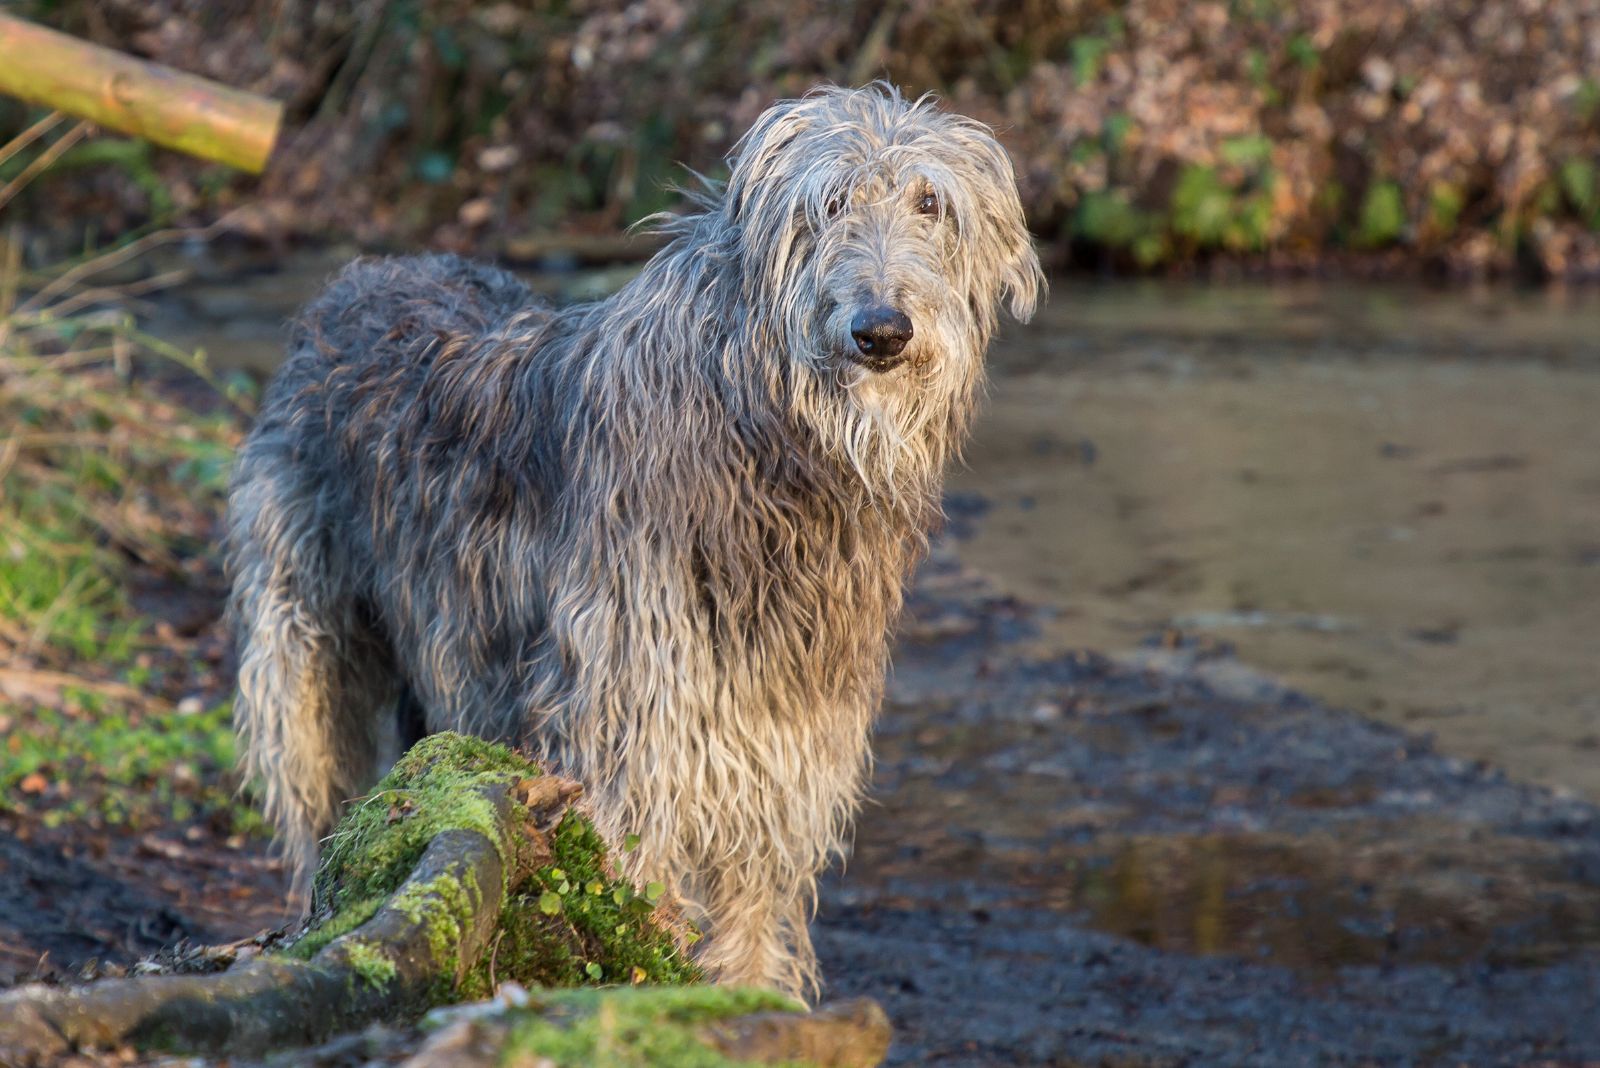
left=227, top=84, right=1042, bottom=996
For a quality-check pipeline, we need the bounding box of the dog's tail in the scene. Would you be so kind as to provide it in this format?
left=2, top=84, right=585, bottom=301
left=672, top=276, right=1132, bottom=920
left=226, top=436, right=397, bottom=905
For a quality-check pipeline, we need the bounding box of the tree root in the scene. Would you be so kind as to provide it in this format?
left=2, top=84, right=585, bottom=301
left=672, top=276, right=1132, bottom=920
left=403, top=984, right=892, bottom=1068
left=0, top=802, right=512, bottom=1062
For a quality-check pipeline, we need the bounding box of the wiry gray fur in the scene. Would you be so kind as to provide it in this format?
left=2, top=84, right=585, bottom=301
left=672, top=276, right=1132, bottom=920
left=226, top=84, right=1042, bottom=997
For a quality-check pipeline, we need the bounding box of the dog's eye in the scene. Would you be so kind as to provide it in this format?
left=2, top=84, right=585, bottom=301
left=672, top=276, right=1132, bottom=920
left=917, top=191, right=942, bottom=217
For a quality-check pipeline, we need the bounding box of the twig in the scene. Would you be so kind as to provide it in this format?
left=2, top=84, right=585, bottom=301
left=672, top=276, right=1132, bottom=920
left=18, top=224, right=218, bottom=316
left=0, top=665, right=167, bottom=710
left=0, top=225, right=20, bottom=322
left=122, top=324, right=256, bottom=415
left=0, top=110, right=66, bottom=172
left=26, top=268, right=188, bottom=321
left=0, top=119, right=92, bottom=214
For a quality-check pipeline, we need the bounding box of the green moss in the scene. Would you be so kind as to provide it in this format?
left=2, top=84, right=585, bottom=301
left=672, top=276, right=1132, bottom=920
left=344, top=939, right=398, bottom=992
left=284, top=895, right=385, bottom=960
left=310, top=732, right=537, bottom=920
left=390, top=868, right=477, bottom=979
left=289, top=733, right=698, bottom=1003
left=460, top=810, right=701, bottom=997
left=495, top=986, right=804, bottom=1068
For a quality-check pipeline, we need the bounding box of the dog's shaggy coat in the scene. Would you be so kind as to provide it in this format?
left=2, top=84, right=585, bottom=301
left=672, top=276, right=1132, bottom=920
left=227, top=85, right=1042, bottom=995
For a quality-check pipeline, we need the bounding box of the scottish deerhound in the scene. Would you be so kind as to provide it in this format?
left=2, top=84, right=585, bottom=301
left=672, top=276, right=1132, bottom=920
left=227, top=84, right=1042, bottom=996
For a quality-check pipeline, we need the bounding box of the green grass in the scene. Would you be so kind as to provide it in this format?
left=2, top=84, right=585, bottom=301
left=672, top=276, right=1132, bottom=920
left=0, top=697, right=261, bottom=832
left=0, top=207, right=261, bottom=837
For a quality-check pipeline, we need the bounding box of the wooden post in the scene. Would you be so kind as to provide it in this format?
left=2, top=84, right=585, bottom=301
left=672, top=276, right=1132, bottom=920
left=0, top=13, right=282, bottom=173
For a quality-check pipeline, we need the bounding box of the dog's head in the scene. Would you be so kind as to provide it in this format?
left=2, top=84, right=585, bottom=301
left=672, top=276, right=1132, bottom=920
left=709, top=84, right=1044, bottom=485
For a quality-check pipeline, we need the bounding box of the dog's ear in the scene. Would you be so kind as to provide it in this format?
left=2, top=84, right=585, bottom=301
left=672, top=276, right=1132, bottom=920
left=959, top=124, right=1045, bottom=324
left=997, top=203, right=1045, bottom=324
left=974, top=134, right=1045, bottom=323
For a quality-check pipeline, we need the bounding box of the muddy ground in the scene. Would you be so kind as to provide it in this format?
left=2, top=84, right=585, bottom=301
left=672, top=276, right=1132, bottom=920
left=4, top=536, right=1599, bottom=1064
left=821, top=544, right=1600, bottom=1065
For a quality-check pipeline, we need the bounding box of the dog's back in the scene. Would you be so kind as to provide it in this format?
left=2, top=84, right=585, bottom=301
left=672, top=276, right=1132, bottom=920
left=267, top=253, right=533, bottom=420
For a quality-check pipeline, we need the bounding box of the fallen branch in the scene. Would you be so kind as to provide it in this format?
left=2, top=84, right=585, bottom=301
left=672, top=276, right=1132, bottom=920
left=0, top=14, right=282, bottom=173
left=0, top=783, right=520, bottom=1061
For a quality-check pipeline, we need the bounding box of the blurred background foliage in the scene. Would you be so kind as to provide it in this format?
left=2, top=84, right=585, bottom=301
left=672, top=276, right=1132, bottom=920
left=4, top=0, right=1600, bottom=277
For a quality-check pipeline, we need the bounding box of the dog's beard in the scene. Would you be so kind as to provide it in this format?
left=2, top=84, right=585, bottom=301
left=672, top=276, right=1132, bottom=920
left=784, top=281, right=981, bottom=502
left=787, top=354, right=957, bottom=507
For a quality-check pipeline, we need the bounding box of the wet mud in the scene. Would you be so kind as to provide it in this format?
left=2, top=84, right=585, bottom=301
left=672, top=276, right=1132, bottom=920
left=817, top=549, right=1600, bottom=1065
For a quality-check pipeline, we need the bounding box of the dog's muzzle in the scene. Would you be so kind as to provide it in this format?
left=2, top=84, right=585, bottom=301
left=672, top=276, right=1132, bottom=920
left=847, top=305, right=914, bottom=372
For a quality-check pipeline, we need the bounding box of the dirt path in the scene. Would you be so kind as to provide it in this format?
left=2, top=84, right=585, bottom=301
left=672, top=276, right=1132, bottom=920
left=0, top=818, right=288, bottom=987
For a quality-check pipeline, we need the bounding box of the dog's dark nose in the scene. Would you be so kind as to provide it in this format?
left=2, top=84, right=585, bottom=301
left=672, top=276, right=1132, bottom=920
left=849, top=306, right=914, bottom=367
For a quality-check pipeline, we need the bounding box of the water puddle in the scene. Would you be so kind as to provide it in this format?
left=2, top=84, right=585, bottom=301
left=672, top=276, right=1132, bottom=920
left=1069, top=829, right=1600, bottom=972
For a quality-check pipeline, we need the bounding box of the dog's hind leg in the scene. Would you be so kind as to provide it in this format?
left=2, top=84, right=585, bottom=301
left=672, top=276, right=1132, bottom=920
left=227, top=468, right=397, bottom=906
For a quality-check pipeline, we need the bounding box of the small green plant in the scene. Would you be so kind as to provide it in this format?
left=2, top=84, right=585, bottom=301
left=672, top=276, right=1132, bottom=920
left=1427, top=181, right=1465, bottom=237
left=1286, top=33, right=1320, bottom=71
left=1574, top=79, right=1600, bottom=124
left=1070, top=35, right=1110, bottom=87
left=1170, top=165, right=1275, bottom=252
left=1073, top=190, right=1167, bottom=267
left=1355, top=180, right=1407, bottom=248
left=1219, top=135, right=1273, bottom=170
left=1559, top=158, right=1598, bottom=223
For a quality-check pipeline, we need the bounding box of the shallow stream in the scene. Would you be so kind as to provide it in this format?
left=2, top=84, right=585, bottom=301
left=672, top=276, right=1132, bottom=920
left=955, top=280, right=1600, bottom=803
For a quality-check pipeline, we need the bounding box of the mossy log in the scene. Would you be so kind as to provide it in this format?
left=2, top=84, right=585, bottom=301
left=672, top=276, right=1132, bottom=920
left=0, top=822, right=508, bottom=1060
left=0, top=13, right=282, bottom=172
left=0, top=734, right=891, bottom=1068
left=404, top=986, right=892, bottom=1068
